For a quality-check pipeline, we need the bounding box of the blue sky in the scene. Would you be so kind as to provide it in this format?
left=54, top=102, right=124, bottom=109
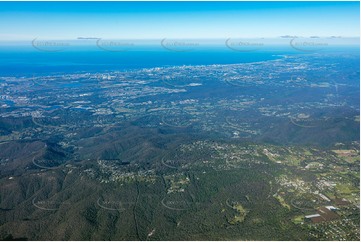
left=0, top=1, right=359, bottom=40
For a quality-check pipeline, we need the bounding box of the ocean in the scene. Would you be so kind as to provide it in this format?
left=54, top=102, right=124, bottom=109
left=0, top=43, right=292, bottom=76
left=0, top=43, right=359, bottom=77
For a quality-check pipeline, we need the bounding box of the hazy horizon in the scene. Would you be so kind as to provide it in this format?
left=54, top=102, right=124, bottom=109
left=0, top=1, right=359, bottom=40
